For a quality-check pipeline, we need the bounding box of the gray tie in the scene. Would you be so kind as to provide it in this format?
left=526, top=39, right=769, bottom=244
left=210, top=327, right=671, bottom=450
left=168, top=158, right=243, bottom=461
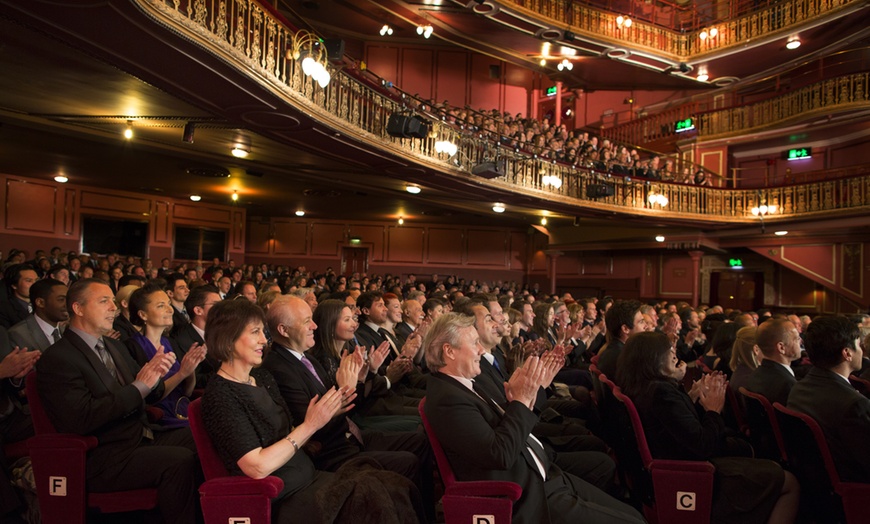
left=95, top=338, right=120, bottom=382
left=51, top=328, right=61, bottom=343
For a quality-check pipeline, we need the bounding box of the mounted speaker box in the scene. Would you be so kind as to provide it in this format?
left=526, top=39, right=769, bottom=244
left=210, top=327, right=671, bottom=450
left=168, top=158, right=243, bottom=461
left=386, top=114, right=431, bottom=139
left=586, top=183, right=615, bottom=199
left=472, top=159, right=505, bottom=179
left=323, top=38, right=345, bottom=62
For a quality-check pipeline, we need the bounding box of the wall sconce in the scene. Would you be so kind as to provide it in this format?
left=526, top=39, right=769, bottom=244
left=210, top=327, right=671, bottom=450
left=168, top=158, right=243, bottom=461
left=416, top=25, right=433, bottom=38
left=54, top=174, right=69, bottom=183
left=287, top=29, right=331, bottom=87
left=751, top=194, right=776, bottom=232
left=295, top=210, right=305, bottom=217
left=655, top=235, right=665, bottom=242
left=434, top=139, right=457, bottom=156
left=648, top=189, right=669, bottom=206
left=123, top=120, right=134, bottom=140
left=540, top=217, right=548, bottom=226
left=398, top=217, right=404, bottom=225
left=492, top=202, right=506, bottom=213
left=405, top=184, right=422, bottom=194
left=189, top=194, right=202, bottom=202
left=379, top=24, right=393, bottom=36
left=616, top=15, right=632, bottom=28
left=542, top=174, right=563, bottom=189
left=786, top=36, right=801, bottom=50
left=556, top=58, right=573, bottom=71
left=699, top=27, right=718, bottom=40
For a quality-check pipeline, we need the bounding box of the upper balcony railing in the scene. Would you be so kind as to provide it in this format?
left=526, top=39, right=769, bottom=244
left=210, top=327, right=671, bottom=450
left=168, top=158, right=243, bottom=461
left=138, top=0, right=870, bottom=223
left=505, top=0, right=861, bottom=59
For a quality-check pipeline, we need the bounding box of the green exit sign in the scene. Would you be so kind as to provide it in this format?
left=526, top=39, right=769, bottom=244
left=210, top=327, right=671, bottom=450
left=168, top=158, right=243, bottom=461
left=729, top=258, right=743, bottom=268
left=674, top=118, right=695, bottom=133
left=546, top=86, right=558, bottom=97
left=785, top=147, right=812, bottom=160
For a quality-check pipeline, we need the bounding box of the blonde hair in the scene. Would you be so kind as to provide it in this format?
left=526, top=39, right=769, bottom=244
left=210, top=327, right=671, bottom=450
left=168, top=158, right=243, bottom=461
left=730, top=325, right=759, bottom=372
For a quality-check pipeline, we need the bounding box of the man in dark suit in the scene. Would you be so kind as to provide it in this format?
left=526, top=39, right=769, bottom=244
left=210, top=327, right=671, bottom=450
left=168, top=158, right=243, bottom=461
left=394, top=298, right=423, bottom=347
left=8, top=278, right=68, bottom=352
left=423, top=313, right=645, bottom=524
left=0, top=264, right=38, bottom=329
left=172, top=284, right=220, bottom=387
left=746, top=318, right=802, bottom=406
left=35, top=278, right=199, bottom=524
left=597, top=300, right=644, bottom=380
left=165, top=273, right=190, bottom=337
left=788, top=315, right=870, bottom=482
left=354, top=291, right=416, bottom=386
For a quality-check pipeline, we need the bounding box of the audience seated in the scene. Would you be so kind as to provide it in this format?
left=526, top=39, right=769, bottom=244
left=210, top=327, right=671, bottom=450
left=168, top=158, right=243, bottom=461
left=788, top=315, right=870, bottom=482
left=617, top=331, right=799, bottom=523
left=746, top=318, right=802, bottom=405
left=729, top=325, right=760, bottom=393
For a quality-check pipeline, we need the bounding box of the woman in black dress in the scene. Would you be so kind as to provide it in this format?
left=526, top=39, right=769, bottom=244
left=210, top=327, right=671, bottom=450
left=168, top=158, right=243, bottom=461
left=617, top=331, right=799, bottom=524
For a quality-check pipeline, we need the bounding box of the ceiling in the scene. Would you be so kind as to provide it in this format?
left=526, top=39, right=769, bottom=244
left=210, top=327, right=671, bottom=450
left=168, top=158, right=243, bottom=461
left=0, top=0, right=867, bottom=249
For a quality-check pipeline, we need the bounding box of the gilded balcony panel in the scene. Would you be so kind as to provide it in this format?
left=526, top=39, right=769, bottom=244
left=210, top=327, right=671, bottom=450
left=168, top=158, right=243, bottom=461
left=136, top=0, right=869, bottom=224
left=505, top=0, right=861, bottom=60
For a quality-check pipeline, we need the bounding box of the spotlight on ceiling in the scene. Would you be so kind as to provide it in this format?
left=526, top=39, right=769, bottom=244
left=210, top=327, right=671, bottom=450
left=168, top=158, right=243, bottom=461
left=182, top=122, right=196, bottom=143
left=189, top=194, right=202, bottom=202
left=492, top=202, right=506, bottom=213
left=231, top=144, right=249, bottom=158
left=123, top=120, right=133, bottom=140
left=775, top=230, right=789, bottom=236
left=54, top=175, right=69, bottom=183
left=295, top=210, right=305, bottom=217
left=405, top=184, right=422, bottom=194
left=379, top=24, right=394, bottom=36
left=786, top=37, right=801, bottom=50
left=655, top=235, right=665, bottom=242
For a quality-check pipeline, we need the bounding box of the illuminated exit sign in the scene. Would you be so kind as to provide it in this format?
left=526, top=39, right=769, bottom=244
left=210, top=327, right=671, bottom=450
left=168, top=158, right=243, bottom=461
left=729, top=258, right=743, bottom=269
left=546, top=86, right=558, bottom=96
left=674, top=118, right=695, bottom=133
left=785, top=147, right=812, bottom=160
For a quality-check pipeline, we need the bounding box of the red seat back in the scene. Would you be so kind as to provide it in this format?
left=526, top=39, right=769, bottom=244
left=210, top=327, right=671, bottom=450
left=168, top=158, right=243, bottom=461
left=25, top=373, right=58, bottom=435
left=738, top=387, right=787, bottom=463
left=418, top=397, right=456, bottom=487
left=188, top=398, right=232, bottom=480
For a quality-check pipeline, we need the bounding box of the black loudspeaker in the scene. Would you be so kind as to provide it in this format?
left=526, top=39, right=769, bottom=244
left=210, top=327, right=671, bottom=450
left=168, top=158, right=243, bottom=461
left=323, top=38, right=345, bottom=61
left=386, top=113, right=430, bottom=139
left=586, top=184, right=615, bottom=199
left=472, top=160, right=504, bottom=179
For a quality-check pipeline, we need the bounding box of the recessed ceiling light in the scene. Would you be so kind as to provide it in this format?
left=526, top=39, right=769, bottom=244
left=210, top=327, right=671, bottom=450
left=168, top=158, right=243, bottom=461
left=405, top=185, right=421, bottom=194
left=540, top=217, right=548, bottom=226
left=655, top=235, right=665, bottom=242
left=774, top=230, right=788, bottom=236
left=54, top=175, right=68, bottom=183
left=189, top=194, right=202, bottom=202
left=123, top=120, right=133, bottom=140
left=295, top=210, right=305, bottom=217
left=492, top=203, right=506, bottom=213
left=697, top=73, right=709, bottom=82
left=786, top=38, right=801, bottom=50
left=231, top=145, right=249, bottom=158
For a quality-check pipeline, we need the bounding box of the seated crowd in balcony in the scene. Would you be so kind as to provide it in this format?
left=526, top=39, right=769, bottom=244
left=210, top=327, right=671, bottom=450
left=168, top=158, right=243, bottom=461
left=427, top=102, right=714, bottom=186
left=2, top=246, right=868, bottom=522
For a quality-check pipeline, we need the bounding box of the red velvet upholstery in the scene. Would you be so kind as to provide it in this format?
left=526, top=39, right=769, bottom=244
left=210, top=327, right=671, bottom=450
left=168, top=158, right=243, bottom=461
left=738, top=387, right=788, bottom=463
left=24, top=373, right=158, bottom=524
left=773, top=403, right=870, bottom=524
left=599, top=373, right=715, bottom=524
left=418, top=397, right=522, bottom=524
left=188, top=398, right=283, bottom=524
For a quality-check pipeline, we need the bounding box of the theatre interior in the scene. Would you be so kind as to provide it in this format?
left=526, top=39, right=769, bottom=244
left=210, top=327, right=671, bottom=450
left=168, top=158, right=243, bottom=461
left=1, top=0, right=868, bottom=313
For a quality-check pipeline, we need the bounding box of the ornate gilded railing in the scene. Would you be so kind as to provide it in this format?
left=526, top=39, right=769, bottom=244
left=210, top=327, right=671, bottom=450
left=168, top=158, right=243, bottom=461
left=138, top=0, right=869, bottom=222
left=602, top=72, right=870, bottom=145
left=506, top=0, right=861, bottom=59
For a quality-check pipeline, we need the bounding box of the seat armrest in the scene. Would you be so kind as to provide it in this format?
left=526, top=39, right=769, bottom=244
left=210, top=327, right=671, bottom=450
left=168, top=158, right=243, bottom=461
left=28, top=434, right=98, bottom=452
left=445, top=481, right=522, bottom=502
left=199, top=476, right=284, bottom=499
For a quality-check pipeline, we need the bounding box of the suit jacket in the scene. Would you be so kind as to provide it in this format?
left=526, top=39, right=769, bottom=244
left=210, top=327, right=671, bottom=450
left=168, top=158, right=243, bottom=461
left=788, top=367, right=870, bottom=482
left=425, top=372, right=550, bottom=524
left=170, top=322, right=217, bottom=387
left=354, top=323, right=384, bottom=354
left=36, top=330, right=164, bottom=479
left=261, top=343, right=359, bottom=471
left=169, top=306, right=189, bottom=338
left=746, top=359, right=796, bottom=406
left=394, top=322, right=414, bottom=347
left=0, top=298, right=29, bottom=330
left=8, top=315, right=57, bottom=352
left=596, top=339, right=625, bottom=380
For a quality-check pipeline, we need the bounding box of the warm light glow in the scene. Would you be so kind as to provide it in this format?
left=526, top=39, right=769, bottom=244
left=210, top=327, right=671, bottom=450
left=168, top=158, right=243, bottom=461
left=539, top=58, right=547, bottom=67
left=123, top=121, right=133, bottom=140
left=405, top=185, right=422, bottom=194
left=699, top=30, right=708, bottom=41
left=231, top=145, right=249, bottom=158
left=417, top=25, right=433, bottom=38
left=655, top=235, right=665, bottom=242
left=434, top=140, right=458, bottom=156
left=295, top=210, right=305, bottom=217
left=540, top=217, right=548, bottom=226
left=542, top=174, right=562, bottom=189
left=786, top=38, right=801, bottom=50
left=398, top=217, right=404, bottom=225
left=697, top=73, right=709, bottom=82
left=775, top=230, right=789, bottom=236
left=647, top=191, right=669, bottom=207
left=557, top=59, right=573, bottom=71
left=379, top=24, right=393, bottom=36
left=709, top=27, right=718, bottom=37
left=616, top=15, right=631, bottom=28
left=189, top=194, right=202, bottom=202
left=492, top=203, right=506, bottom=213
left=54, top=175, right=68, bottom=183
left=231, top=191, right=239, bottom=202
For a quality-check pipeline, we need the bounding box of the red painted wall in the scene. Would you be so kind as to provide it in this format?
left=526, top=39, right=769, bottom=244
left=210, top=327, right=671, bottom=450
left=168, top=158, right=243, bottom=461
left=0, top=174, right=245, bottom=263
